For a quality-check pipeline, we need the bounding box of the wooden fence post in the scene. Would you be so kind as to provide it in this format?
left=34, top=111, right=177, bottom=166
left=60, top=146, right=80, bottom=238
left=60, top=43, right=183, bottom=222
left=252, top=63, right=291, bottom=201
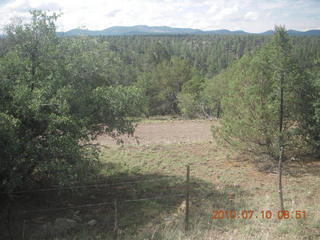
left=185, top=165, right=190, bottom=232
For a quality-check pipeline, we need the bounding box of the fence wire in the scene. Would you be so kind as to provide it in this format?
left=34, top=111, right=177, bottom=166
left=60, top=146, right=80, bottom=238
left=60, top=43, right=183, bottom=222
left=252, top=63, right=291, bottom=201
left=2, top=175, right=179, bottom=194
left=23, top=193, right=185, bottom=214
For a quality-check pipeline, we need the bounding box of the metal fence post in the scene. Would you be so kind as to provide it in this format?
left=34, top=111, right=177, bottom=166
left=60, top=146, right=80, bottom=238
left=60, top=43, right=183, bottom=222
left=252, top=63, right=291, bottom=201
left=113, top=199, right=118, bottom=240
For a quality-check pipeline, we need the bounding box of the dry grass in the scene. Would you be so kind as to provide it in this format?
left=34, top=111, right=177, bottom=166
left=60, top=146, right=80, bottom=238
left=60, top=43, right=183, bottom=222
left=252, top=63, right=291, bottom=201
left=15, top=119, right=320, bottom=239
left=98, top=141, right=320, bottom=239
left=96, top=119, right=320, bottom=240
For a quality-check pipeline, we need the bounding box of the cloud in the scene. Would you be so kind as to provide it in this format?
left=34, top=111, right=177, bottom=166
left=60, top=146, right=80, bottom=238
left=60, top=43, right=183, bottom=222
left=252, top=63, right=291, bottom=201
left=213, top=5, right=239, bottom=20
left=0, top=0, right=319, bottom=33
left=258, top=1, right=287, bottom=10
left=244, top=11, right=258, bottom=21
left=105, top=9, right=121, bottom=18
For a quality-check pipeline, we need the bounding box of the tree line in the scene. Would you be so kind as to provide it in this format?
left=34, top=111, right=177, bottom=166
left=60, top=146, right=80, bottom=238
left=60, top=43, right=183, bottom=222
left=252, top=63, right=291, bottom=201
left=102, top=30, right=320, bottom=119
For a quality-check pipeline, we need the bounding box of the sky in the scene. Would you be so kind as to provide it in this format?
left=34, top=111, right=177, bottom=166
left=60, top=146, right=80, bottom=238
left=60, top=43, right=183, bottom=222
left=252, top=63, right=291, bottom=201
left=0, top=0, right=320, bottom=33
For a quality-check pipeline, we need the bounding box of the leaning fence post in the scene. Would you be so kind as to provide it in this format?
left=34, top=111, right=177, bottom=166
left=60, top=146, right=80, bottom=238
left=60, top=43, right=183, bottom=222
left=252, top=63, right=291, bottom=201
left=185, top=165, right=190, bottom=232
left=113, top=199, right=118, bottom=240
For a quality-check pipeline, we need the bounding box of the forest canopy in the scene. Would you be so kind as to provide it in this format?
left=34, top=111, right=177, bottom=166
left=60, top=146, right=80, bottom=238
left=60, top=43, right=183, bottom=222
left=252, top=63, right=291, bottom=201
left=1, top=11, right=320, bottom=194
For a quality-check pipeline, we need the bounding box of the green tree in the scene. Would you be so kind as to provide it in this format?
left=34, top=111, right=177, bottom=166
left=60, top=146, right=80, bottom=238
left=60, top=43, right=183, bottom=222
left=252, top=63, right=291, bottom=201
left=208, top=26, right=320, bottom=210
left=138, top=57, right=195, bottom=115
left=177, top=74, right=203, bottom=118
left=146, top=41, right=170, bottom=66
left=0, top=11, right=145, bottom=194
left=200, top=68, right=231, bottom=118
left=313, top=62, right=320, bottom=154
left=216, top=27, right=300, bottom=158
left=272, top=26, right=292, bottom=211
left=292, top=57, right=320, bottom=156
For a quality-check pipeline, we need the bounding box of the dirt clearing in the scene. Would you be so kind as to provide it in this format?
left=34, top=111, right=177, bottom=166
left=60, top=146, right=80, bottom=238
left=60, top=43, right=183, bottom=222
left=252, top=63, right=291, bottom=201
left=95, top=119, right=215, bottom=146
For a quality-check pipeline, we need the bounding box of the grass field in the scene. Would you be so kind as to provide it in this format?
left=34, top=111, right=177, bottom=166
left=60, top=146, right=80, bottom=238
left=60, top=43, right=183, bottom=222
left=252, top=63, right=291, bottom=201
left=16, top=119, right=320, bottom=239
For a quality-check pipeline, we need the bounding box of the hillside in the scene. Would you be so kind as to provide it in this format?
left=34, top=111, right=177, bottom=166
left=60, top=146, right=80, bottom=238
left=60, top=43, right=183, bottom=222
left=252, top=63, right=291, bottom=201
left=57, top=25, right=320, bottom=36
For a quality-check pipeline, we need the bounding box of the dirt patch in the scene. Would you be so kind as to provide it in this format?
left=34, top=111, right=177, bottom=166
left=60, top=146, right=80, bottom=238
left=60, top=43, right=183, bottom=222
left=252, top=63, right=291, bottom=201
left=95, top=120, right=215, bottom=147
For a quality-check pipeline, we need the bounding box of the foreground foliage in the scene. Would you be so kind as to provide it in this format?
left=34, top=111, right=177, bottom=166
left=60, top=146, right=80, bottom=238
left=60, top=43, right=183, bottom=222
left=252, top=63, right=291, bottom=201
left=0, top=11, right=145, bottom=193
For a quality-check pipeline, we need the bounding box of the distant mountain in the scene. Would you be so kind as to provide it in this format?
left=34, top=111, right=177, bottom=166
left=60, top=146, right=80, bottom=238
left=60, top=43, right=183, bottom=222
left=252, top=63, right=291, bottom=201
left=102, top=25, right=203, bottom=35
left=288, top=29, right=320, bottom=36
left=260, top=30, right=274, bottom=35
left=59, top=25, right=203, bottom=36
left=57, top=26, right=320, bottom=36
left=205, top=29, right=250, bottom=35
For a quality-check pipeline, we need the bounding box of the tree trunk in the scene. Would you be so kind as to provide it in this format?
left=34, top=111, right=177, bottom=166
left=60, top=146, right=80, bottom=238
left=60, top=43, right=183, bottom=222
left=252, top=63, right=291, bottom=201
left=278, top=146, right=284, bottom=211
left=278, top=72, right=285, bottom=211
left=216, top=102, right=221, bottom=119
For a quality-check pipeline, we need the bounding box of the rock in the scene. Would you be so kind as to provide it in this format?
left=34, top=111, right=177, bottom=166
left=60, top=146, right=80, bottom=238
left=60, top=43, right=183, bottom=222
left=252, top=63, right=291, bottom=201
left=87, top=219, right=97, bottom=226
left=73, top=214, right=82, bottom=222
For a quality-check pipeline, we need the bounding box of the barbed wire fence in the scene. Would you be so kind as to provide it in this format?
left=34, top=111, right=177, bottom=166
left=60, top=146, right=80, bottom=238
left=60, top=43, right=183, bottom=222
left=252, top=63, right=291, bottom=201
left=2, top=166, right=192, bottom=240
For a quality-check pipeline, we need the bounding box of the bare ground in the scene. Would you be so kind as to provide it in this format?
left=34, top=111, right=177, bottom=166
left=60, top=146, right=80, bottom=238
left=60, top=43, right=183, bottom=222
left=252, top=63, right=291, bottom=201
left=95, top=119, right=215, bottom=146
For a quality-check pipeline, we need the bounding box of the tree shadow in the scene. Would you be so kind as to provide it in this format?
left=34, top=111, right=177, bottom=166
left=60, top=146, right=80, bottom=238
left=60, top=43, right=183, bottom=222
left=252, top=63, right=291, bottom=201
left=283, top=157, right=320, bottom=178
left=244, top=152, right=320, bottom=178
left=1, top=162, right=250, bottom=240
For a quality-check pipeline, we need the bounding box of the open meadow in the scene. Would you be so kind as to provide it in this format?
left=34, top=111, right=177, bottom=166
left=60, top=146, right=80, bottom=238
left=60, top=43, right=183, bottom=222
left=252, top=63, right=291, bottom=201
left=7, top=118, right=319, bottom=240
left=98, top=119, right=320, bottom=240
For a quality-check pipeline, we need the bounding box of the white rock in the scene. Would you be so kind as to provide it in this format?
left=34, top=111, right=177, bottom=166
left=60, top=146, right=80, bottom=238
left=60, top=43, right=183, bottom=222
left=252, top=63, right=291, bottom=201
left=88, top=219, right=97, bottom=226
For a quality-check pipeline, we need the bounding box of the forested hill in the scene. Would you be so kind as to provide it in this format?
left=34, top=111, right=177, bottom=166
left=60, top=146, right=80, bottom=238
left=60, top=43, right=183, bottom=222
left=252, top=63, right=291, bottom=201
left=100, top=34, right=320, bottom=117
left=57, top=25, right=320, bottom=36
